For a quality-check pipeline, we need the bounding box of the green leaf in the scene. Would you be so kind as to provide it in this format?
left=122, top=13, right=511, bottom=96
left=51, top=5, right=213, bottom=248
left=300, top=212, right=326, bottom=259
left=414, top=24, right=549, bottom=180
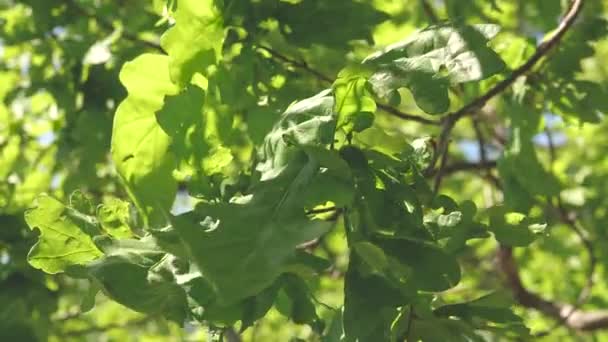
left=257, top=90, right=336, bottom=181
left=272, top=0, right=388, bottom=47
left=341, top=146, right=428, bottom=239
left=498, top=100, right=560, bottom=211
left=155, top=84, right=207, bottom=163
left=160, top=0, right=225, bottom=86
left=544, top=17, right=608, bottom=80
left=111, top=54, right=179, bottom=225
left=375, top=237, right=461, bottom=292
left=69, top=190, right=94, bottom=215
left=435, top=291, right=523, bottom=325
left=434, top=291, right=530, bottom=337
left=283, top=251, right=332, bottom=279
left=408, top=317, right=484, bottom=342
left=364, top=23, right=505, bottom=114
left=279, top=275, right=319, bottom=325
left=87, top=254, right=188, bottom=322
left=171, top=147, right=352, bottom=304
left=242, top=280, right=283, bottom=330
left=485, top=206, right=547, bottom=247
left=352, top=241, right=389, bottom=275
left=93, top=235, right=165, bottom=266
left=333, top=68, right=376, bottom=134
left=155, top=84, right=233, bottom=190
left=545, top=80, right=608, bottom=123
left=96, top=197, right=133, bottom=239
left=25, top=194, right=102, bottom=274
left=426, top=199, right=489, bottom=253
left=322, top=309, right=344, bottom=342
left=80, top=282, right=100, bottom=313
left=343, top=256, right=406, bottom=342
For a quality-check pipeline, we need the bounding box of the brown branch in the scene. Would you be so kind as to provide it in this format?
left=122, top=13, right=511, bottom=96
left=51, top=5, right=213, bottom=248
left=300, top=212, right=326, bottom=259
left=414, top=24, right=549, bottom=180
left=497, top=246, right=608, bottom=331
left=432, top=133, right=451, bottom=194
left=257, top=45, right=333, bottom=84
left=442, top=0, right=584, bottom=124
left=529, top=128, right=598, bottom=337
left=476, top=124, right=601, bottom=333
left=376, top=103, right=440, bottom=125
left=425, top=115, right=457, bottom=179
left=428, top=0, right=584, bottom=192
left=472, top=118, right=488, bottom=167
left=255, top=45, right=440, bottom=126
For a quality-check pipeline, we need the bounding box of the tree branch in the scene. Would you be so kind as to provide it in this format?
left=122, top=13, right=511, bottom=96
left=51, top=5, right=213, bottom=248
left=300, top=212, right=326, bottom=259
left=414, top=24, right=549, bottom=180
left=256, top=45, right=333, bottom=84
left=497, top=246, right=608, bottom=331
left=475, top=119, right=601, bottom=333
left=255, top=45, right=440, bottom=125
left=376, top=103, right=440, bottom=125
left=432, top=132, right=451, bottom=194
left=442, top=0, right=584, bottom=124
left=428, top=0, right=584, bottom=191
left=528, top=128, right=598, bottom=337
left=65, top=0, right=163, bottom=52
left=472, top=118, right=489, bottom=167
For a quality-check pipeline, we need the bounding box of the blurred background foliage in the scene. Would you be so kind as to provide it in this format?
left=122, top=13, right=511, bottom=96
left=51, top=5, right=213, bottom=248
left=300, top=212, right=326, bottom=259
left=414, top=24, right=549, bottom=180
left=2, top=0, right=608, bottom=340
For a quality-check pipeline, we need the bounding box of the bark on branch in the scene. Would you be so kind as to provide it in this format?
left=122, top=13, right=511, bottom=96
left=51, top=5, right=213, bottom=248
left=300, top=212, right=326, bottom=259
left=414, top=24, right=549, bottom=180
left=429, top=0, right=585, bottom=192
left=442, top=0, right=584, bottom=123
left=497, top=246, right=608, bottom=331
left=256, top=45, right=440, bottom=125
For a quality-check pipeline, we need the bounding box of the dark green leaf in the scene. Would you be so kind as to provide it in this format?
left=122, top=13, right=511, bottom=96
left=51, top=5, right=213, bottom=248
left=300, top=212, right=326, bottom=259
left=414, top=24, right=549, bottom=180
left=364, top=23, right=505, bottom=114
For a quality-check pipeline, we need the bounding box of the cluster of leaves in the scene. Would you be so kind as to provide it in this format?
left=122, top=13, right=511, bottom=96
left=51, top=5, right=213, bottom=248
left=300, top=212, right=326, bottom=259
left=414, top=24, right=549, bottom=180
left=19, top=2, right=538, bottom=340
left=4, top=0, right=608, bottom=341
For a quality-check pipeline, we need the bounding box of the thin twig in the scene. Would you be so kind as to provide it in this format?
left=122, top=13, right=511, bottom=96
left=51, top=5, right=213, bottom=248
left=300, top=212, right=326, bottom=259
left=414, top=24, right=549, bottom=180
left=65, top=0, right=163, bottom=52
left=545, top=128, right=558, bottom=164
left=255, top=45, right=440, bottom=125
left=472, top=118, right=489, bottom=167
left=441, top=0, right=584, bottom=124
left=425, top=115, right=457, bottom=181
left=257, top=45, right=333, bottom=83
left=497, top=246, right=608, bottom=331
left=428, top=0, right=584, bottom=193
left=432, top=131, right=451, bottom=194
left=531, top=128, right=598, bottom=337
left=376, top=103, right=440, bottom=125
left=472, top=116, right=498, bottom=205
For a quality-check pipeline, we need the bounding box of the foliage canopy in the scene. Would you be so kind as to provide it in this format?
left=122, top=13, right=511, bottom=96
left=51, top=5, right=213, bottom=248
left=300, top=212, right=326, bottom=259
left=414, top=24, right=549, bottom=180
left=3, top=0, right=608, bottom=340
